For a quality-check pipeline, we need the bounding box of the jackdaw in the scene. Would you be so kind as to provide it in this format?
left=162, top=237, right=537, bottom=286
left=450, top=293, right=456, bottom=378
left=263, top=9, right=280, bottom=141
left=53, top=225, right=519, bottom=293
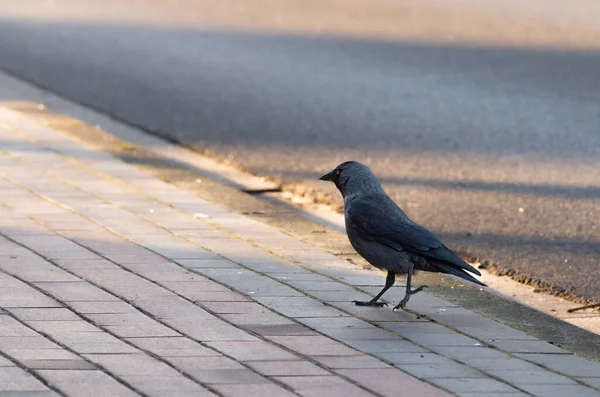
left=320, top=161, right=486, bottom=310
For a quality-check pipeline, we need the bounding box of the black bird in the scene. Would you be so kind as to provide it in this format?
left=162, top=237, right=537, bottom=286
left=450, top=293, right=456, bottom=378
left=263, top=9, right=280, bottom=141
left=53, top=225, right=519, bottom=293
left=320, top=161, right=486, bottom=310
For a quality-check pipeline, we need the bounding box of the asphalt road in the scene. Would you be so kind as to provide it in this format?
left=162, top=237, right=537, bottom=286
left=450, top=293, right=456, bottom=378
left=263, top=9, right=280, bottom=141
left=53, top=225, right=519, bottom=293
left=0, top=0, right=599, bottom=302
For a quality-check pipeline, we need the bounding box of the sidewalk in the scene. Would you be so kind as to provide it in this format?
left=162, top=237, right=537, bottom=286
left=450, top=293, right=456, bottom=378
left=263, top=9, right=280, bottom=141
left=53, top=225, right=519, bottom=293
left=0, top=104, right=599, bottom=397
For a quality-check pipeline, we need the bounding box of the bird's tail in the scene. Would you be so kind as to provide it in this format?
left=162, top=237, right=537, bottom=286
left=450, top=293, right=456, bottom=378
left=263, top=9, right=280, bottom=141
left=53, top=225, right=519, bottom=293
left=435, top=262, right=487, bottom=287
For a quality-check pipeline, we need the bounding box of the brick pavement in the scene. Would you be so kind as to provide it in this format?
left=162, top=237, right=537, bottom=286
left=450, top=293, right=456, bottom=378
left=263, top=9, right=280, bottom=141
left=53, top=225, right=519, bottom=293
left=0, top=105, right=599, bottom=397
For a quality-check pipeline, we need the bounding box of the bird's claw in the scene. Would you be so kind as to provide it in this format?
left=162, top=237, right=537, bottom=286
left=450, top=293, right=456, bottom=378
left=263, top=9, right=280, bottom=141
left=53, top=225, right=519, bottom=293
left=353, top=300, right=388, bottom=307
left=392, top=285, right=429, bottom=311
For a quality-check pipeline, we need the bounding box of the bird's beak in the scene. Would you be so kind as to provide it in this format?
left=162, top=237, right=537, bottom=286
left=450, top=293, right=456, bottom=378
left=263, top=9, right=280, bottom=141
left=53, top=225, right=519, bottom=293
left=319, top=170, right=336, bottom=182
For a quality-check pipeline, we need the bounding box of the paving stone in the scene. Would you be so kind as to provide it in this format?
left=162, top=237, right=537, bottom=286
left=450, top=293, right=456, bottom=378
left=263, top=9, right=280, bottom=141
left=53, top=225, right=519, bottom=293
left=0, top=367, right=48, bottom=391
left=428, top=377, right=522, bottom=393
left=67, top=301, right=136, bottom=314
left=275, top=375, right=376, bottom=397
left=338, top=368, right=452, bottom=397
left=378, top=352, right=450, bottom=365
left=102, top=253, right=173, bottom=265
left=126, top=337, right=219, bottom=357
left=254, top=296, right=323, bottom=308
left=332, top=275, right=391, bottom=287
left=188, top=369, right=270, bottom=385
left=337, top=305, right=424, bottom=323
left=24, top=320, right=104, bottom=335
left=199, top=302, right=270, bottom=315
left=84, top=312, right=159, bottom=327
left=206, top=341, right=299, bottom=361
left=344, top=339, right=428, bottom=353
left=4, top=349, right=79, bottom=361
left=158, top=282, right=239, bottom=300
left=84, top=353, right=179, bottom=377
left=247, top=360, right=330, bottom=376
left=132, top=296, right=213, bottom=321
left=38, top=369, right=140, bottom=397
left=490, top=339, right=569, bottom=354
left=0, top=391, right=59, bottom=397
left=270, top=305, right=349, bottom=319
left=105, top=325, right=180, bottom=338
left=167, top=356, right=245, bottom=372
left=458, top=325, right=538, bottom=341
left=221, top=312, right=297, bottom=326
left=465, top=357, right=543, bottom=372
left=297, top=316, right=374, bottom=330
left=516, top=353, right=600, bottom=378
left=284, top=281, right=353, bottom=291
left=518, top=384, right=600, bottom=397
left=236, top=259, right=298, bottom=274
left=3, top=264, right=82, bottom=283
left=0, top=274, right=63, bottom=308
left=71, top=341, right=140, bottom=354
left=21, top=359, right=96, bottom=370
left=176, top=259, right=241, bottom=269
left=272, top=273, right=332, bottom=282
left=307, top=289, right=373, bottom=303
left=323, top=327, right=407, bottom=341
left=190, top=291, right=252, bottom=302
left=374, top=321, right=461, bottom=339
left=34, top=282, right=120, bottom=302
left=268, top=335, right=360, bottom=356
left=7, top=308, right=81, bottom=322
left=211, top=383, right=297, bottom=397
left=166, top=318, right=258, bottom=341
left=313, top=355, right=389, bottom=369
left=242, top=324, right=319, bottom=337
left=191, top=264, right=256, bottom=275
left=122, top=375, right=215, bottom=396
left=487, top=369, right=577, bottom=385
left=0, top=317, right=41, bottom=337
left=0, top=337, right=61, bottom=350
left=396, top=360, right=487, bottom=379
left=234, top=284, right=305, bottom=298
left=432, top=346, right=512, bottom=363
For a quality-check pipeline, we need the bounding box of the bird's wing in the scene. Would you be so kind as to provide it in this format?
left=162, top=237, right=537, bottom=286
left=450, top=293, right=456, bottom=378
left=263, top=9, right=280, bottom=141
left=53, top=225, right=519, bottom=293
left=347, top=195, right=480, bottom=275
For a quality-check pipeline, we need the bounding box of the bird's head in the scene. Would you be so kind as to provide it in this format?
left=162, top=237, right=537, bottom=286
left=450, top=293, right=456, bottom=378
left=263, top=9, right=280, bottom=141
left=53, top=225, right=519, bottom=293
left=319, top=161, right=383, bottom=197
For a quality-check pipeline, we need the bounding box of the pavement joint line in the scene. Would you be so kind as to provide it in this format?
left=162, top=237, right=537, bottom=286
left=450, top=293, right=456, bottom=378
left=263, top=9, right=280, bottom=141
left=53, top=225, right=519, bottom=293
left=0, top=175, right=571, bottom=397
left=0, top=234, right=298, bottom=397
left=0, top=272, right=146, bottom=397
left=1, top=106, right=599, bottom=394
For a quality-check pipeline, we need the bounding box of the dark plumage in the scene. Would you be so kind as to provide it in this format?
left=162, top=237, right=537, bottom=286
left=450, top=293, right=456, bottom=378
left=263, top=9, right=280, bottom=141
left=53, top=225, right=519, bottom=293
left=320, top=161, right=486, bottom=310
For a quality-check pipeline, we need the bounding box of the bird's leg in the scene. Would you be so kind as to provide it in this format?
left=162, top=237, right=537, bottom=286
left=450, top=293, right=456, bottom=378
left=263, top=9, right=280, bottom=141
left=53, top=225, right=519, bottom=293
left=393, top=266, right=428, bottom=311
left=353, top=271, right=396, bottom=307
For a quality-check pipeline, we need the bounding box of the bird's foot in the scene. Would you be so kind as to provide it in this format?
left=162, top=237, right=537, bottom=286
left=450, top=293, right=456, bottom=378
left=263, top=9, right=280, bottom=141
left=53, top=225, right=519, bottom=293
left=353, top=300, right=388, bottom=307
left=392, top=285, right=428, bottom=311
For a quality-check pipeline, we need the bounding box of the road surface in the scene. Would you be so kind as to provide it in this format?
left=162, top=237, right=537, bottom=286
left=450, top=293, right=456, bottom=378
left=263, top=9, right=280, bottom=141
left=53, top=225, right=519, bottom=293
left=0, top=0, right=599, bottom=302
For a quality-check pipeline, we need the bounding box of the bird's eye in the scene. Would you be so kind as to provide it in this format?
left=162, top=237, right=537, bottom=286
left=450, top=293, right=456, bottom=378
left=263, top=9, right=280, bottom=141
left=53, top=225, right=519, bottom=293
left=336, top=169, right=341, bottom=175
